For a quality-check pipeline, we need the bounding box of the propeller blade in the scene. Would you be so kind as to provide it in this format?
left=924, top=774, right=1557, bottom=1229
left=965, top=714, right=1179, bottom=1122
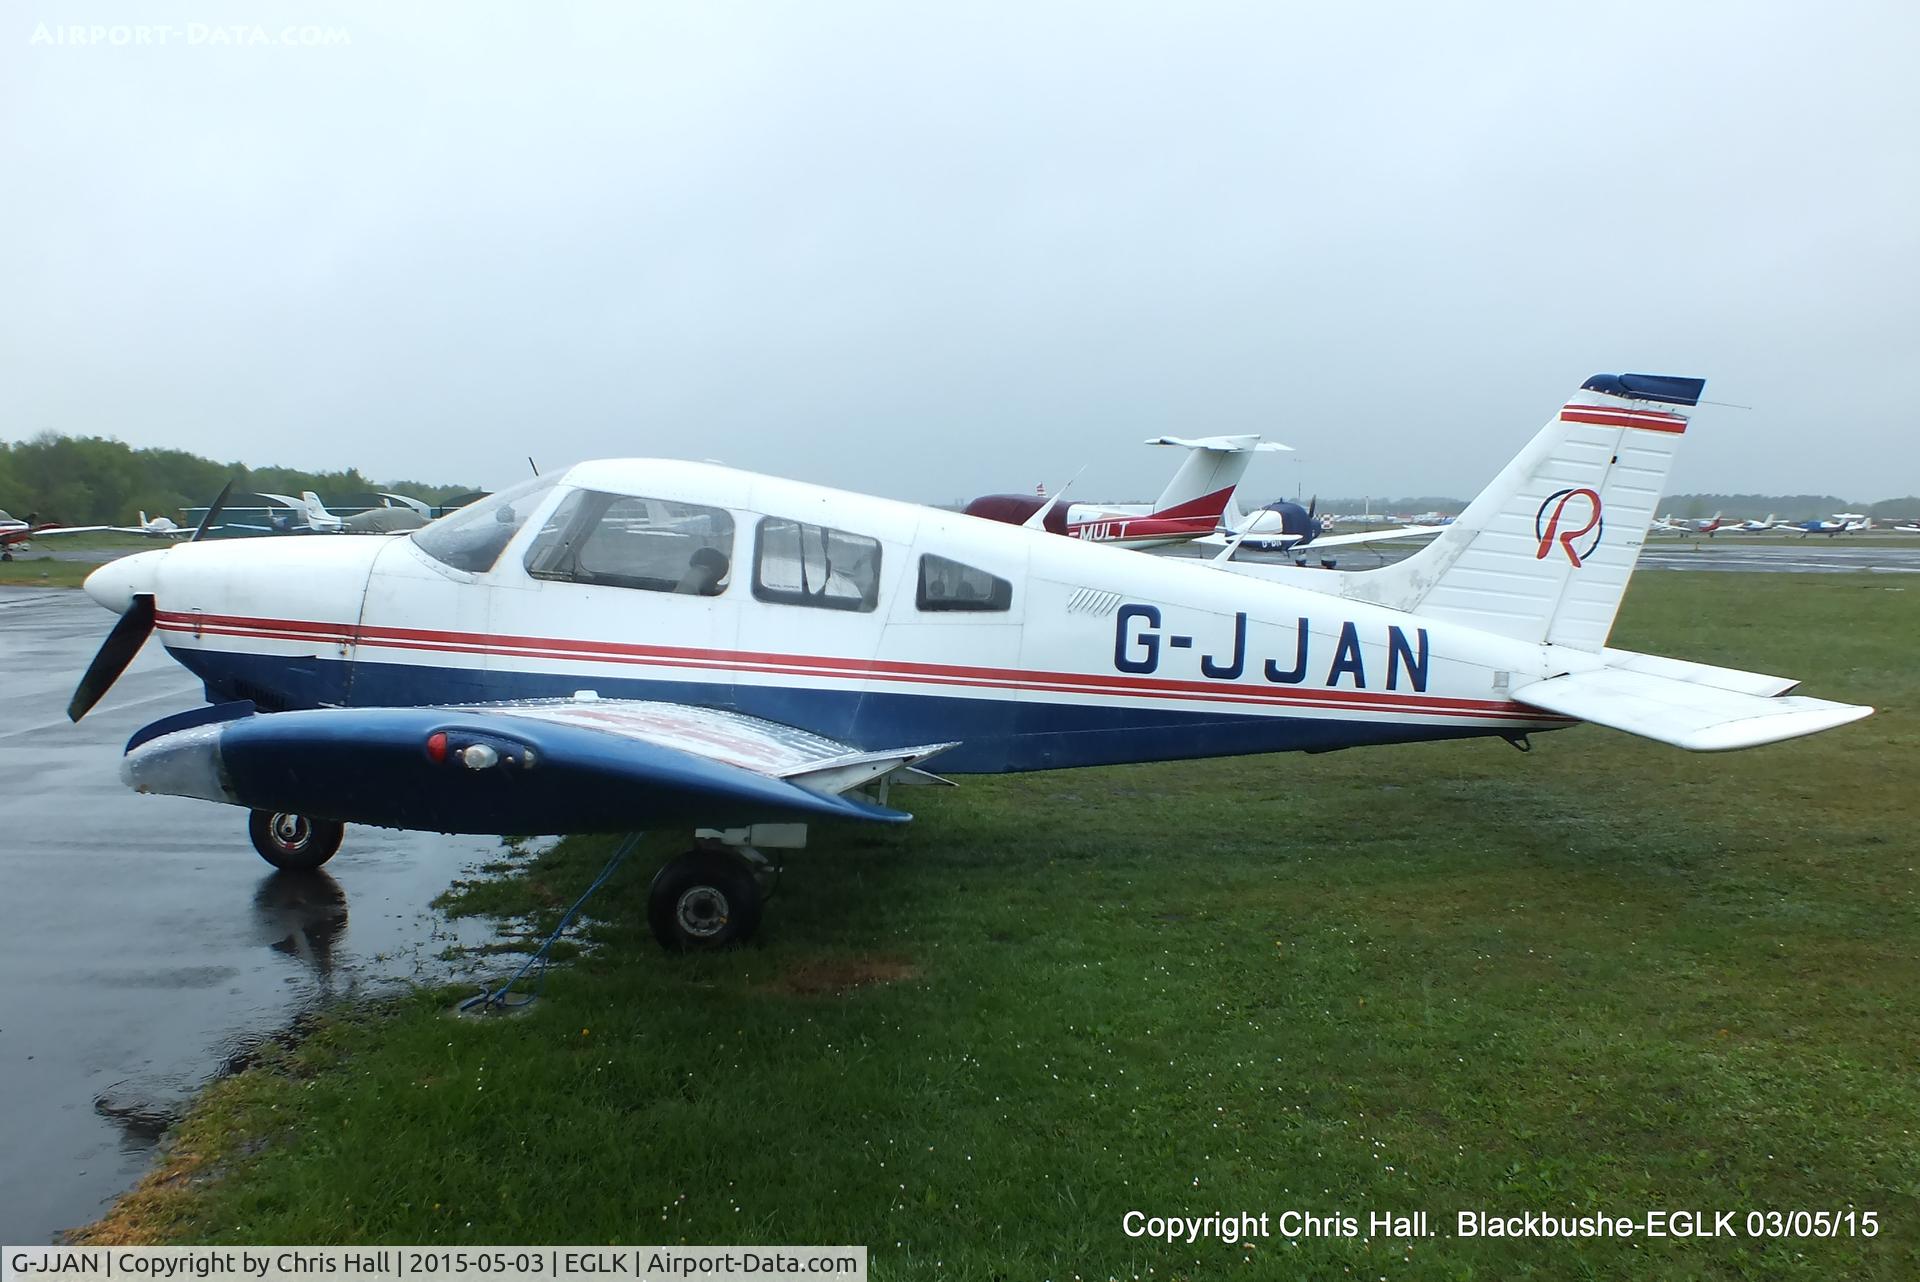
left=191, top=480, right=236, bottom=542
left=67, top=594, right=155, bottom=721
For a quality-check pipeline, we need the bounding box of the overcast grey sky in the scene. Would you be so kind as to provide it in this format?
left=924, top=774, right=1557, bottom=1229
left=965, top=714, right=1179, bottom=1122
left=3, top=2, right=1916, bottom=505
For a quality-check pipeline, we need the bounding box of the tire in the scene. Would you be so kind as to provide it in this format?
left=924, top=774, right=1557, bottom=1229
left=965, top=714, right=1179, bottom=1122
left=248, top=810, right=345, bottom=871
left=647, top=848, right=762, bottom=952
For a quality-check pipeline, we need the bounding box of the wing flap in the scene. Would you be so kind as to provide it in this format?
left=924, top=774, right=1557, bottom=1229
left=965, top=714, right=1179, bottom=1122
left=1511, top=668, right=1871, bottom=751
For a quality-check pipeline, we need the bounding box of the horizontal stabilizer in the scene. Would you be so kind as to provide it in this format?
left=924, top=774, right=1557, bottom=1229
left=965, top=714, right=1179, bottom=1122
left=1511, top=668, right=1871, bottom=752
left=1145, top=435, right=1292, bottom=454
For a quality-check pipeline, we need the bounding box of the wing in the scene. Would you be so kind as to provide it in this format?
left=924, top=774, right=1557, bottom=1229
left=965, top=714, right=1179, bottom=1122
left=121, top=698, right=957, bottom=835
left=3, top=524, right=111, bottom=543
left=1302, top=524, right=1450, bottom=550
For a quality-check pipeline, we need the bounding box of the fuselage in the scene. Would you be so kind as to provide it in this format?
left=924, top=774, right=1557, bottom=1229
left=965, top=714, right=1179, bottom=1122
left=94, top=459, right=1571, bottom=774
left=960, top=492, right=1230, bottom=549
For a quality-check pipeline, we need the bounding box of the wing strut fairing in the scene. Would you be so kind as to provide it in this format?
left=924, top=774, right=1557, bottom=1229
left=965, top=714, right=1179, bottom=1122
left=121, top=699, right=955, bottom=834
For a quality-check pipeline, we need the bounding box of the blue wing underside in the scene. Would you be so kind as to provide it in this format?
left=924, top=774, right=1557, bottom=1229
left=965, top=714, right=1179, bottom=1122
left=121, top=699, right=955, bottom=836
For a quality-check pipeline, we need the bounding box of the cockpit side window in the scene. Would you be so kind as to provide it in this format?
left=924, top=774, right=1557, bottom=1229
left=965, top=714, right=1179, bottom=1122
left=753, top=517, right=882, bottom=612
left=411, top=475, right=557, bottom=574
left=524, top=490, right=735, bottom=595
left=916, top=554, right=1012, bottom=612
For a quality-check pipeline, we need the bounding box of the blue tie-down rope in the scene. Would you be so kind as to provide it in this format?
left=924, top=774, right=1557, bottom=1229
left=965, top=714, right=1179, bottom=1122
left=460, top=832, right=643, bottom=1014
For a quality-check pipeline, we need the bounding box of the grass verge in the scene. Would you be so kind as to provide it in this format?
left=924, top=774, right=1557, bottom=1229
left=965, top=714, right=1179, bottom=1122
left=78, top=573, right=1918, bottom=1278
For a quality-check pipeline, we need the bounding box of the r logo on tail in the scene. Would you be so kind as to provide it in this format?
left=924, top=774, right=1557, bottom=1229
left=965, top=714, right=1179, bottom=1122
left=1535, top=488, right=1603, bottom=566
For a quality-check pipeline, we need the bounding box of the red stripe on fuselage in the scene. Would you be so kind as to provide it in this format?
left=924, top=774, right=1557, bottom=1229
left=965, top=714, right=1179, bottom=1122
left=153, top=610, right=1566, bottom=724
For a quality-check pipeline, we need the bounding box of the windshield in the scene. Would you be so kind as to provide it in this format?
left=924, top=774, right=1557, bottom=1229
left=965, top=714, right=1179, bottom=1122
left=411, top=475, right=557, bottom=574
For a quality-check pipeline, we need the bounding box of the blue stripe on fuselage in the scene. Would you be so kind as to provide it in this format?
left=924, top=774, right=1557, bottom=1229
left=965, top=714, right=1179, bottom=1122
left=166, top=645, right=1551, bottom=773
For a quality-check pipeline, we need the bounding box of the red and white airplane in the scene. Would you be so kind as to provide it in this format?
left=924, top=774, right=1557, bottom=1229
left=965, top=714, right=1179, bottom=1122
left=70, top=373, right=1871, bottom=952
left=0, top=510, right=110, bottom=560
left=1694, top=511, right=1730, bottom=536
left=963, top=435, right=1288, bottom=549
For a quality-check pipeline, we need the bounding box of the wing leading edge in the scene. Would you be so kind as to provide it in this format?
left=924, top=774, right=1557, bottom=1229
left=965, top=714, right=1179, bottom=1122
left=121, top=698, right=956, bottom=835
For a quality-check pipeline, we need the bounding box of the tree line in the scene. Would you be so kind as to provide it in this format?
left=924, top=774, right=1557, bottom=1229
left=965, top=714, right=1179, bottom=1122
left=0, top=433, right=477, bottom=525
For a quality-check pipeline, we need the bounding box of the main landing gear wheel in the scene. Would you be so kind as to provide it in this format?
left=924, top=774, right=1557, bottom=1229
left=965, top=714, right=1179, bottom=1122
left=248, top=810, right=345, bottom=872
left=647, top=848, right=763, bottom=952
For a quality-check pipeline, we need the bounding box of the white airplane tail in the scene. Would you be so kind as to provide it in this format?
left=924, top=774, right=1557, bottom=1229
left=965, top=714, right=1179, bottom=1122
left=1145, top=435, right=1289, bottom=524
left=300, top=491, right=335, bottom=521
left=1344, top=373, right=1701, bottom=653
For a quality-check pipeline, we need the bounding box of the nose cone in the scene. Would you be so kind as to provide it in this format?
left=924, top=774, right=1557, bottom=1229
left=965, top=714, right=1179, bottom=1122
left=84, top=549, right=167, bottom=614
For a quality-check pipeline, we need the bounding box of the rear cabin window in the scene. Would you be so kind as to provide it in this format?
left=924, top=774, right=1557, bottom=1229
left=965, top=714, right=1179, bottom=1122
left=412, top=474, right=557, bottom=574
left=917, top=554, right=1012, bottom=612
left=524, top=489, right=735, bottom=595
left=753, top=517, right=882, bottom=612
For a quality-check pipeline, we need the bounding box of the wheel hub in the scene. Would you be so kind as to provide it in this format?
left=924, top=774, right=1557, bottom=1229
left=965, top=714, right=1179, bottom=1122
left=675, top=885, right=730, bottom=938
left=270, top=813, right=311, bottom=850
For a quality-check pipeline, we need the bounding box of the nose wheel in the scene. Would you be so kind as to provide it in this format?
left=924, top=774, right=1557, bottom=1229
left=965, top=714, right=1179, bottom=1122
left=248, top=809, right=345, bottom=871
left=647, top=847, right=763, bottom=952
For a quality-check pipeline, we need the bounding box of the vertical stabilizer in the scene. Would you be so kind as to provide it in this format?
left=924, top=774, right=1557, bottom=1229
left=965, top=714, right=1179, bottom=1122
left=1144, top=435, right=1289, bottom=521
left=1341, top=374, right=1703, bottom=652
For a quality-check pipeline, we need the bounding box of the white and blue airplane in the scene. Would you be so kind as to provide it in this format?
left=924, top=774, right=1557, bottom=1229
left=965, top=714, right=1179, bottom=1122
left=69, top=373, right=1872, bottom=950
left=1791, top=514, right=1870, bottom=536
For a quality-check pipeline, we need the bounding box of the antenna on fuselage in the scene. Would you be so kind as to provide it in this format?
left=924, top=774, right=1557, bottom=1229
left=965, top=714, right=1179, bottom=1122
left=527, top=456, right=541, bottom=477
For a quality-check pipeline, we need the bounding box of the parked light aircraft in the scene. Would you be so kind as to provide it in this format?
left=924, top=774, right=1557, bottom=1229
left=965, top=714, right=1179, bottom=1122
left=1791, top=515, right=1869, bottom=535
left=341, top=505, right=428, bottom=534
left=256, top=490, right=429, bottom=534
left=1735, top=513, right=1781, bottom=533
left=1648, top=513, right=1689, bottom=534
left=256, top=491, right=344, bottom=533
left=68, top=374, right=1872, bottom=951
left=0, top=510, right=109, bottom=560
left=1203, top=497, right=1449, bottom=557
left=964, top=435, right=1288, bottom=549
left=115, top=511, right=188, bottom=538
left=1694, top=512, right=1729, bottom=536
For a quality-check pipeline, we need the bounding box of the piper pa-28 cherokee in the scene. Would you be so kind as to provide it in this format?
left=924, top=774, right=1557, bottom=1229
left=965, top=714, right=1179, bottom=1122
left=70, top=373, right=1872, bottom=951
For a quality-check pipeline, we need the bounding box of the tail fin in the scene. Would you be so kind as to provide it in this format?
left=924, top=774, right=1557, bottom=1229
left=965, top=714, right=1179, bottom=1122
left=1343, top=373, right=1702, bottom=652
left=300, top=491, right=332, bottom=519
left=1144, top=435, right=1289, bottom=524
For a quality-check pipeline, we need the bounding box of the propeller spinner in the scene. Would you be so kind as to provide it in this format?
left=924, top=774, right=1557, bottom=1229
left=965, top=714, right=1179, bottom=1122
left=66, top=479, right=233, bottom=721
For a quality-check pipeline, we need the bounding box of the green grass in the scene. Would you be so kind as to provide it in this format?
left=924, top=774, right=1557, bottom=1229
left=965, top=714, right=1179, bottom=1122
left=92, top=573, right=1917, bottom=1278
left=0, top=555, right=101, bottom=587
left=0, top=533, right=153, bottom=587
